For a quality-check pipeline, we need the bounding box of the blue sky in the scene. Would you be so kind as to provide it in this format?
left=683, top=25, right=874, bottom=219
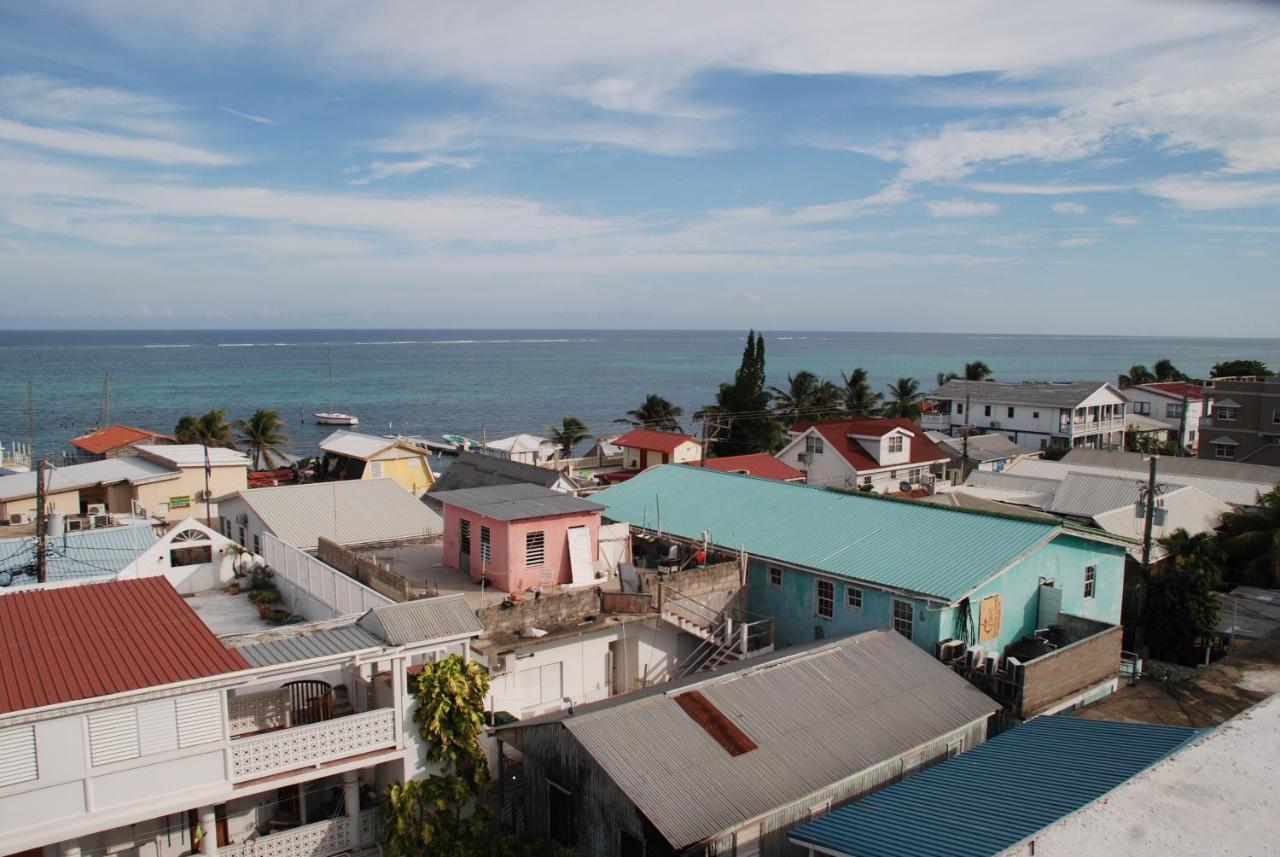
left=0, top=1, right=1278, bottom=334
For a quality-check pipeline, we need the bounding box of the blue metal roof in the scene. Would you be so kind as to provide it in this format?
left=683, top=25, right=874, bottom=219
left=593, top=465, right=1065, bottom=602
left=0, top=523, right=159, bottom=586
left=790, top=715, right=1203, bottom=857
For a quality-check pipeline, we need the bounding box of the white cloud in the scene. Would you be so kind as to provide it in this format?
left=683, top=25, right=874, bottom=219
left=347, top=155, right=480, bottom=185
left=927, top=198, right=999, bottom=218
left=0, top=117, right=234, bottom=165
left=1144, top=175, right=1280, bottom=210
left=0, top=73, right=185, bottom=136
left=1051, top=201, right=1088, bottom=214
left=964, top=181, right=1131, bottom=195
left=222, top=107, right=275, bottom=125
left=1057, top=236, right=1100, bottom=247
left=1105, top=214, right=1141, bottom=226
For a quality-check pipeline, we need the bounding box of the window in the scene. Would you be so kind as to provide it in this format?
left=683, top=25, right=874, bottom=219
left=947, top=738, right=965, bottom=759
left=768, top=566, right=783, bottom=588
left=861, top=475, right=872, bottom=487
left=547, top=781, right=573, bottom=847
left=887, top=435, right=903, bottom=453
left=892, top=600, right=913, bottom=639
left=846, top=586, right=863, bottom=612
left=1007, top=406, right=1016, bottom=418
left=0, top=725, right=37, bottom=787
left=368, top=460, right=383, bottom=478
left=815, top=579, right=834, bottom=619
left=171, top=544, right=212, bottom=567
left=252, top=535, right=260, bottom=555
left=1166, top=403, right=1184, bottom=419
left=984, top=405, right=992, bottom=417
left=1032, top=411, right=1040, bottom=419
left=1133, top=401, right=1150, bottom=415
left=1217, top=406, right=1239, bottom=421
left=1040, top=438, right=1049, bottom=449
left=460, top=519, right=471, bottom=553
left=480, top=526, right=492, bottom=563
left=1084, top=565, right=1096, bottom=599
left=1214, top=443, right=1235, bottom=459
left=805, top=435, right=824, bottom=455
left=1273, top=408, right=1280, bottom=425
left=222, top=519, right=231, bottom=537
left=956, top=403, right=964, bottom=415
left=237, top=525, right=245, bottom=547
left=525, top=531, right=545, bottom=568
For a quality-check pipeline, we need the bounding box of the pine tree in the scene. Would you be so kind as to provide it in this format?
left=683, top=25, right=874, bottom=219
left=708, top=330, right=784, bottom=455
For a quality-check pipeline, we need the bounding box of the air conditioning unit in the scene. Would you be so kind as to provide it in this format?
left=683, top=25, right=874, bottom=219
left=797, top=452, right=810, bottom=465
left=89, top=514, right=111, bottom=529
left=65, top=517, right=87, bottom=532
left=236, top=513, right=249, bottom=525
left=984, top=653, right=1000, bottom=676
left=965, top=646, right=986, bottom=670
left=491, top=651, right=514, bottom=675
left=86, top=503, right=107, bottom=516
left=7, top=512, right=30, bottom=525
left=935, top=639, right=965, bottom=663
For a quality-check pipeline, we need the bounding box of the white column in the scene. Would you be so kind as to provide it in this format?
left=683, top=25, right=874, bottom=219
left=58, top=839, right=81, bottom=857
left=344, top=770, right=363, bottom=847
left=197, top=806, right=219, bottom=857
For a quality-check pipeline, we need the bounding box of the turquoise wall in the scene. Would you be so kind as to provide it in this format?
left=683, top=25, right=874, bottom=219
left=747, top=534, right=1125, bottom=654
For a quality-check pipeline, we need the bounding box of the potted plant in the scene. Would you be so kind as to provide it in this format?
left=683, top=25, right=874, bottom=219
left=253, top=587, right=280, bottom=619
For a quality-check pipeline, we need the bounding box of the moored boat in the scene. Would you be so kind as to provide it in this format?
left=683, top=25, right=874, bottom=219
left=314, top=411, right=359, bottom=426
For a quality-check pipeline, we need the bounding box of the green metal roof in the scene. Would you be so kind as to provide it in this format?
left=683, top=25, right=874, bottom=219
left=594, top=465, right=1064, bottom=602
left=790, top=715, right=1203, bottom=857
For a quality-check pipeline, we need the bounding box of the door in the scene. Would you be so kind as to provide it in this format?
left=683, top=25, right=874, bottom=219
left=566, top=526, right=593, bottom=586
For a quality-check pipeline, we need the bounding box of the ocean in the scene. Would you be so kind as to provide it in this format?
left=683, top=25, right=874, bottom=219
left=3, top=329, right=1278, bottom=460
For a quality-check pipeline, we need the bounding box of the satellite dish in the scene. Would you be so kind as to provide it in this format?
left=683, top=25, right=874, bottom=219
left=899, top=481, right=913, bottom=492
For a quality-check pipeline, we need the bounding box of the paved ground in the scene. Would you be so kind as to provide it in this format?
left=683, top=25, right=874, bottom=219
left=1076, top=629, right=1280, bottom=727
left=186, top=590, right=274, bottom=636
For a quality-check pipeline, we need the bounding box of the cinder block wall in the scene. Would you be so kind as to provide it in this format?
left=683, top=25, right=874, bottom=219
left=1019, top=623, right=1122, bottom=716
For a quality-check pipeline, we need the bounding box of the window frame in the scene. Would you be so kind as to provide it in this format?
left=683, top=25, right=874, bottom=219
left=1083, top=565, right=1096, bottom=599
left=546, top=779, right=574, bottom=847
left=767, top=566, right=783, bottom=588
left=805, top=435, right=824, bottom=455
left=460, top=518, right=471, bottom=554
left=1214, top=443, right=1236, bottom=460
left=1216, top=406, right=1239, bottom=421
left=1007, top=406, right=1016, bottom=419
left=525, top=530, right=545, bottom=568
left=1272, top=408, right=1280, bottom=425
left=815, top=578, right=835, bottom=620
left=480, top=525, right=492, bottom=563
left=887, top=435, right=904, bottom=454
left=892, top=599, right=914, bottom=639
left=1166, top=403, right=1184, bottom=419
left=984, top=405, right=992, bottom=417
left=845, top=585, right=863, bottom=612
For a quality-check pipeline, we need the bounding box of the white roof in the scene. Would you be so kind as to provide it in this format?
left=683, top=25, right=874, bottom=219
left=226, top=478, right=442, bottom=550
left=1126, top=412, right=1173, bottom=432
left=320, top=430, right=399, bottom=460
left=136, top=444, right=250, bottom=468
left=1019, top=695, right=1280, bottom=856
left=483, top=433, right=555, bottom=456
left=0, top=457, right=177, bottom=502
left=1005, top=456, right=1271, bottom=507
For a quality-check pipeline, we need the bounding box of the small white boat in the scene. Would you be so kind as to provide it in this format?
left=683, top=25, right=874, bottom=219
left=314, top=412, right=359, bottom=426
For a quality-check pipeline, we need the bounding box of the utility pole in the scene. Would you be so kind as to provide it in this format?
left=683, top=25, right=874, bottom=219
left=35, top=459, right=47, bottom=583
left=1134, top=453, right=1160, bottom=657
left=101, top=370, right=110, bottom=428
left=26, top=381, right=34, bottom=463
left=960, top=392, right=972, bottom=481
left=1175, top=386, right=1190, bottom=457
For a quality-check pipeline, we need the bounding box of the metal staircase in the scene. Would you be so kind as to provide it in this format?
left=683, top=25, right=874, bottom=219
left=660, top=588, right=774, bottom=678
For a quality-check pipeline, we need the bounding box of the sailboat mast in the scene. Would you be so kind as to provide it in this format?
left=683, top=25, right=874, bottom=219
left=101, top=371, right=110, bottom=428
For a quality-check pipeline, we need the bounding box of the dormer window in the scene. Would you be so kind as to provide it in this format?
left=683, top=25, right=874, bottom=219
left=887, top=436, right=904, bottom=454
left=805, top=435, right=824, bottom=455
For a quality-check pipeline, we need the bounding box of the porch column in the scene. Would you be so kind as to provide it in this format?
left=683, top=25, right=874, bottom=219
left=197, top=806, right=218, bottom=857
left=344, top=770, right=363, bottom=847
left=58, top=839, right=81, bottom=857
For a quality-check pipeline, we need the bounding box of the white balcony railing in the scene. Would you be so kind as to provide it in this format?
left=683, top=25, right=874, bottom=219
left=224, top=808, right=378, bottom=857
left=230, top=708, right=398, bottom=781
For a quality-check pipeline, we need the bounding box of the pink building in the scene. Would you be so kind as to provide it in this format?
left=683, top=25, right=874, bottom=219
left=433, top=483, right=607, bottom=593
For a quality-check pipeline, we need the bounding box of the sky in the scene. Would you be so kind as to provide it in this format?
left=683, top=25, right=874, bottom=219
left=0, top=1, right=1278, bottom=334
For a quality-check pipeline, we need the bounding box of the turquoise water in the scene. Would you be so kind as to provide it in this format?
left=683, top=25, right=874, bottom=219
left=3, top=329, right=1278, bottom=459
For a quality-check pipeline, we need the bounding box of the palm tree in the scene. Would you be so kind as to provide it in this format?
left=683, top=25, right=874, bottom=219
left=1119, top=364, right=1156, bottom=388
left=235, top=409, right=292, bottom=470
left=616, top=394, right=684, bottom=432
left=547, top=416, right=592, bottom=459
left=881, top=377, right=922, bottom=420
left=841, top=368, right=882, bottom=416
left=1153, top=358, right=1188, bottom=382
left=1143, top=528, right=1223, bottom=661
left=1220, top=486, right=1280, bottom=587
left=769, top=371, right=842, bottom=425
left=964, top=360, right=993, bottom=380
left=936, top=371, right=959, bottom=387
left=174, top=409, right=237, bottom=448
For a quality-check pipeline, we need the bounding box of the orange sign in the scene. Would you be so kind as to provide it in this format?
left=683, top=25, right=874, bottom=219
left=979, top=595, right=1003, bottom=642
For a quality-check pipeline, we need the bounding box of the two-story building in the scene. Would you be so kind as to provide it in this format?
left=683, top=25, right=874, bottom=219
left=1123, top=381, right=1207, bottom=452
left=926, top=380, right=1128, bottom=451
left=0, top=576, right=483, bottom=857
left=317, top=430, right=435, bottom=495
left=597, top=465, right=1131, bottom=717
left=1198, top=376, right=1280, bottom=466
left=776, top=418, right=950, bottom=492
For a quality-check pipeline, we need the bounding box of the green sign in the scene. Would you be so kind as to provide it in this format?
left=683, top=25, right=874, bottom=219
left=169, top=495, right=192, bottom=509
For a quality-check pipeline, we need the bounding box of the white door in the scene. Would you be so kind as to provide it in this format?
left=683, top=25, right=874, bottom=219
left=566, top=526, right=593, bottom=587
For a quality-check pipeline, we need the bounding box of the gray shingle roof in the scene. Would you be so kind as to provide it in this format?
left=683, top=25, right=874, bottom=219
left=508, top=630, right=998, bottom=850
left=357, top=593, right=483, bottom=645
left=226, top=478, right=442, bottom=549
left=233, top=624, right=384, bottom=667
left=930, top=379, right=1118, bottom=408
left=430, top=482, right=603, bottom=521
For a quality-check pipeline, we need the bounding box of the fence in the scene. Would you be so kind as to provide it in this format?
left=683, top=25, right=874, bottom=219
left=316, top=537, right=414, bottom=602
left=263, top=532, right=394, bottom=620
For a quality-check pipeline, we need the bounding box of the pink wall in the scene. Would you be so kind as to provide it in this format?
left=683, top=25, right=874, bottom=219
left=440, top=504, right=601, bottom=593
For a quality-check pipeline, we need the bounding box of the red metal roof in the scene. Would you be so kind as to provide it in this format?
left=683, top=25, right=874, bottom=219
left=613, top=428, right=698, bottom=453
left=693, top=453, right=804, bottom=481
left=69, top=424, right=176, bottom=454
left=674, top=690, right=758, bottom=757
left=0, top=577, right=249, bottom=715
left=1140, top=381, right=1205, bottom=401
left=798, top=418, right=950, bottom=472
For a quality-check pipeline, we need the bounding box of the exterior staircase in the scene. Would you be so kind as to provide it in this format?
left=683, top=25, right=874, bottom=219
left=660, top=588, right=774, bottom=677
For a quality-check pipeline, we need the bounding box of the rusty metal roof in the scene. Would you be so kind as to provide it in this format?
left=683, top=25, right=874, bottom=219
left=0, top=577, right=249, bottom=716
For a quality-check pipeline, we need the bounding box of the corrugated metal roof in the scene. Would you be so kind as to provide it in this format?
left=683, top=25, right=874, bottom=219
left=1011, top=453, right=1277, bottom=507
left=613, top=428, right=698, bottom=452
left=228, top=478, right=442, bottom=550
left=936, top=433, right=1040, bottom=463
left=790, top=715, right=1203, bottom=857
left=514, top=630, right=999, bottom=850
left=69, top=425, right=175, bottom=454
left=357, top=593, right=483, bottom=645
left=930, top=379, right=1118, bottom=408
left=1046, top=472, right=1151, bottom=517
left=0, top=577, right=249, bottom=715
left=595, top=466, right=1061, bottom=602
left=233, top=624, right=383, bottom=667
left=963, top=469, right=1063, bottom=496
left=431, top=483, right=604, bottom=522
left=0, top=522, right=159, bottom=586
left=136, top=444, right=250, bottom=467
left=319, top=430, right=397, bottom=459
left=427, top=451, right=563, bottom=495
left=0, top=456, right=178, bottom=501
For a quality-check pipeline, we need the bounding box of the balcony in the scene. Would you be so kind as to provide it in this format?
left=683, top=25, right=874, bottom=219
left=224, top=807, right=379, bottom=857
left=231, top=707, right=399, bottom=782
left=920, top=412, right=951, bottom=431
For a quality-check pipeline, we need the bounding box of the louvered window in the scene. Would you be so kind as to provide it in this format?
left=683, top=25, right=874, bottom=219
left=480, top=526, right=492, bottom=564
left=89, top=709, right=140, bottom=766
left=0, top=725, right=37, bottom=786
left=176, top=693, right=223, bottom=747
left=369, top=460, right=384, bottom=478
left=525, top=531, right=545, bottom=568
left=138, top=700, right=179, bottom=756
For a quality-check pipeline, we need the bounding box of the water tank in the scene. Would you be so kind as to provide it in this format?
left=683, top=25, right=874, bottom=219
left=47, top=511, right=66, bottom=536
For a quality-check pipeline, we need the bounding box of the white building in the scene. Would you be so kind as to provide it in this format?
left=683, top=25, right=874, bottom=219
left=925, top=380, right=1128, bottom=451
left=774, top=418, right=949, bottom=492
left=1121, top=381, right=1208, bottom=453
left=481, top=433, right=559, bottom=466
left=0, top=576, right=482, bottom=857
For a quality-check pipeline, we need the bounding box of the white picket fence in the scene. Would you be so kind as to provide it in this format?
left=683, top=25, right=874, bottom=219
left=263, top=532, right=393, bottom=619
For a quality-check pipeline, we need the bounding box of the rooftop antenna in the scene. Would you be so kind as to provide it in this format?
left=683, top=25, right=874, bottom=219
left=100, top=370, right=110, bottom=428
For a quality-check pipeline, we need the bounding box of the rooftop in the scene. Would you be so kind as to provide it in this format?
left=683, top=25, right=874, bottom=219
left=1058, top=448, right=1280, bottom=499
left=319, top=429, right=422, bottom=460
left=595, top=465, right=1068, bottom=603
left=503, top=630, right=998, bottom=851
left=431, top=482, right=604, bottom=522
left=793, top=418, right=949, bottom=472
left=221, top=478, right=443, bottom=550
left=0, top=456, right=178, bottom=502
left=790, top=715, right=1201, bottom=857
left=69, top=424, right=175, bottom=454
left=0, top=521, right=159, bottom=586
left=136, top=444, right=251, bottom=467
left=228, top=622, right=385, bottom=667
left=1136, top=380, right=1206, bottom=401
left=426, top=450, right=566, bottom=498
left=356, top=593, right=483, bottom=645
left=612, top=428, right=698, bottom=453
left=930, top=379, right=1118, bottom=408
left=690, top=453, right=804, bottom=481
left=0, top=577, right=249, bottom=716
left=935, top=432, right=1041, bottom=462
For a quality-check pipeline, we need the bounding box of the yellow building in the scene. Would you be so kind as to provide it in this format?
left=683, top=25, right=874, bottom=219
left=318, top=430, right=436, bottom=496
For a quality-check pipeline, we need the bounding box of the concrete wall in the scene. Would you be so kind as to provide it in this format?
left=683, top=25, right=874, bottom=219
left=1019, top=623, right=1123, bottom=716
left=441, top=504, right=600, bottom=593
left=317, top=537, right=413, bottom=601
left=132, top=466, right=246, bottom=523
left=475, top=587, right=603, bottom=636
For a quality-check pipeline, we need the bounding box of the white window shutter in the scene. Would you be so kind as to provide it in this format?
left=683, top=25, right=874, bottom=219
left=88, top=709, right=140, bottom=766
left=0, top=725, right=37, bottom=786
left=138, top=700, right=179, bottom=756
left=176, top=693, right=223, bottom=747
